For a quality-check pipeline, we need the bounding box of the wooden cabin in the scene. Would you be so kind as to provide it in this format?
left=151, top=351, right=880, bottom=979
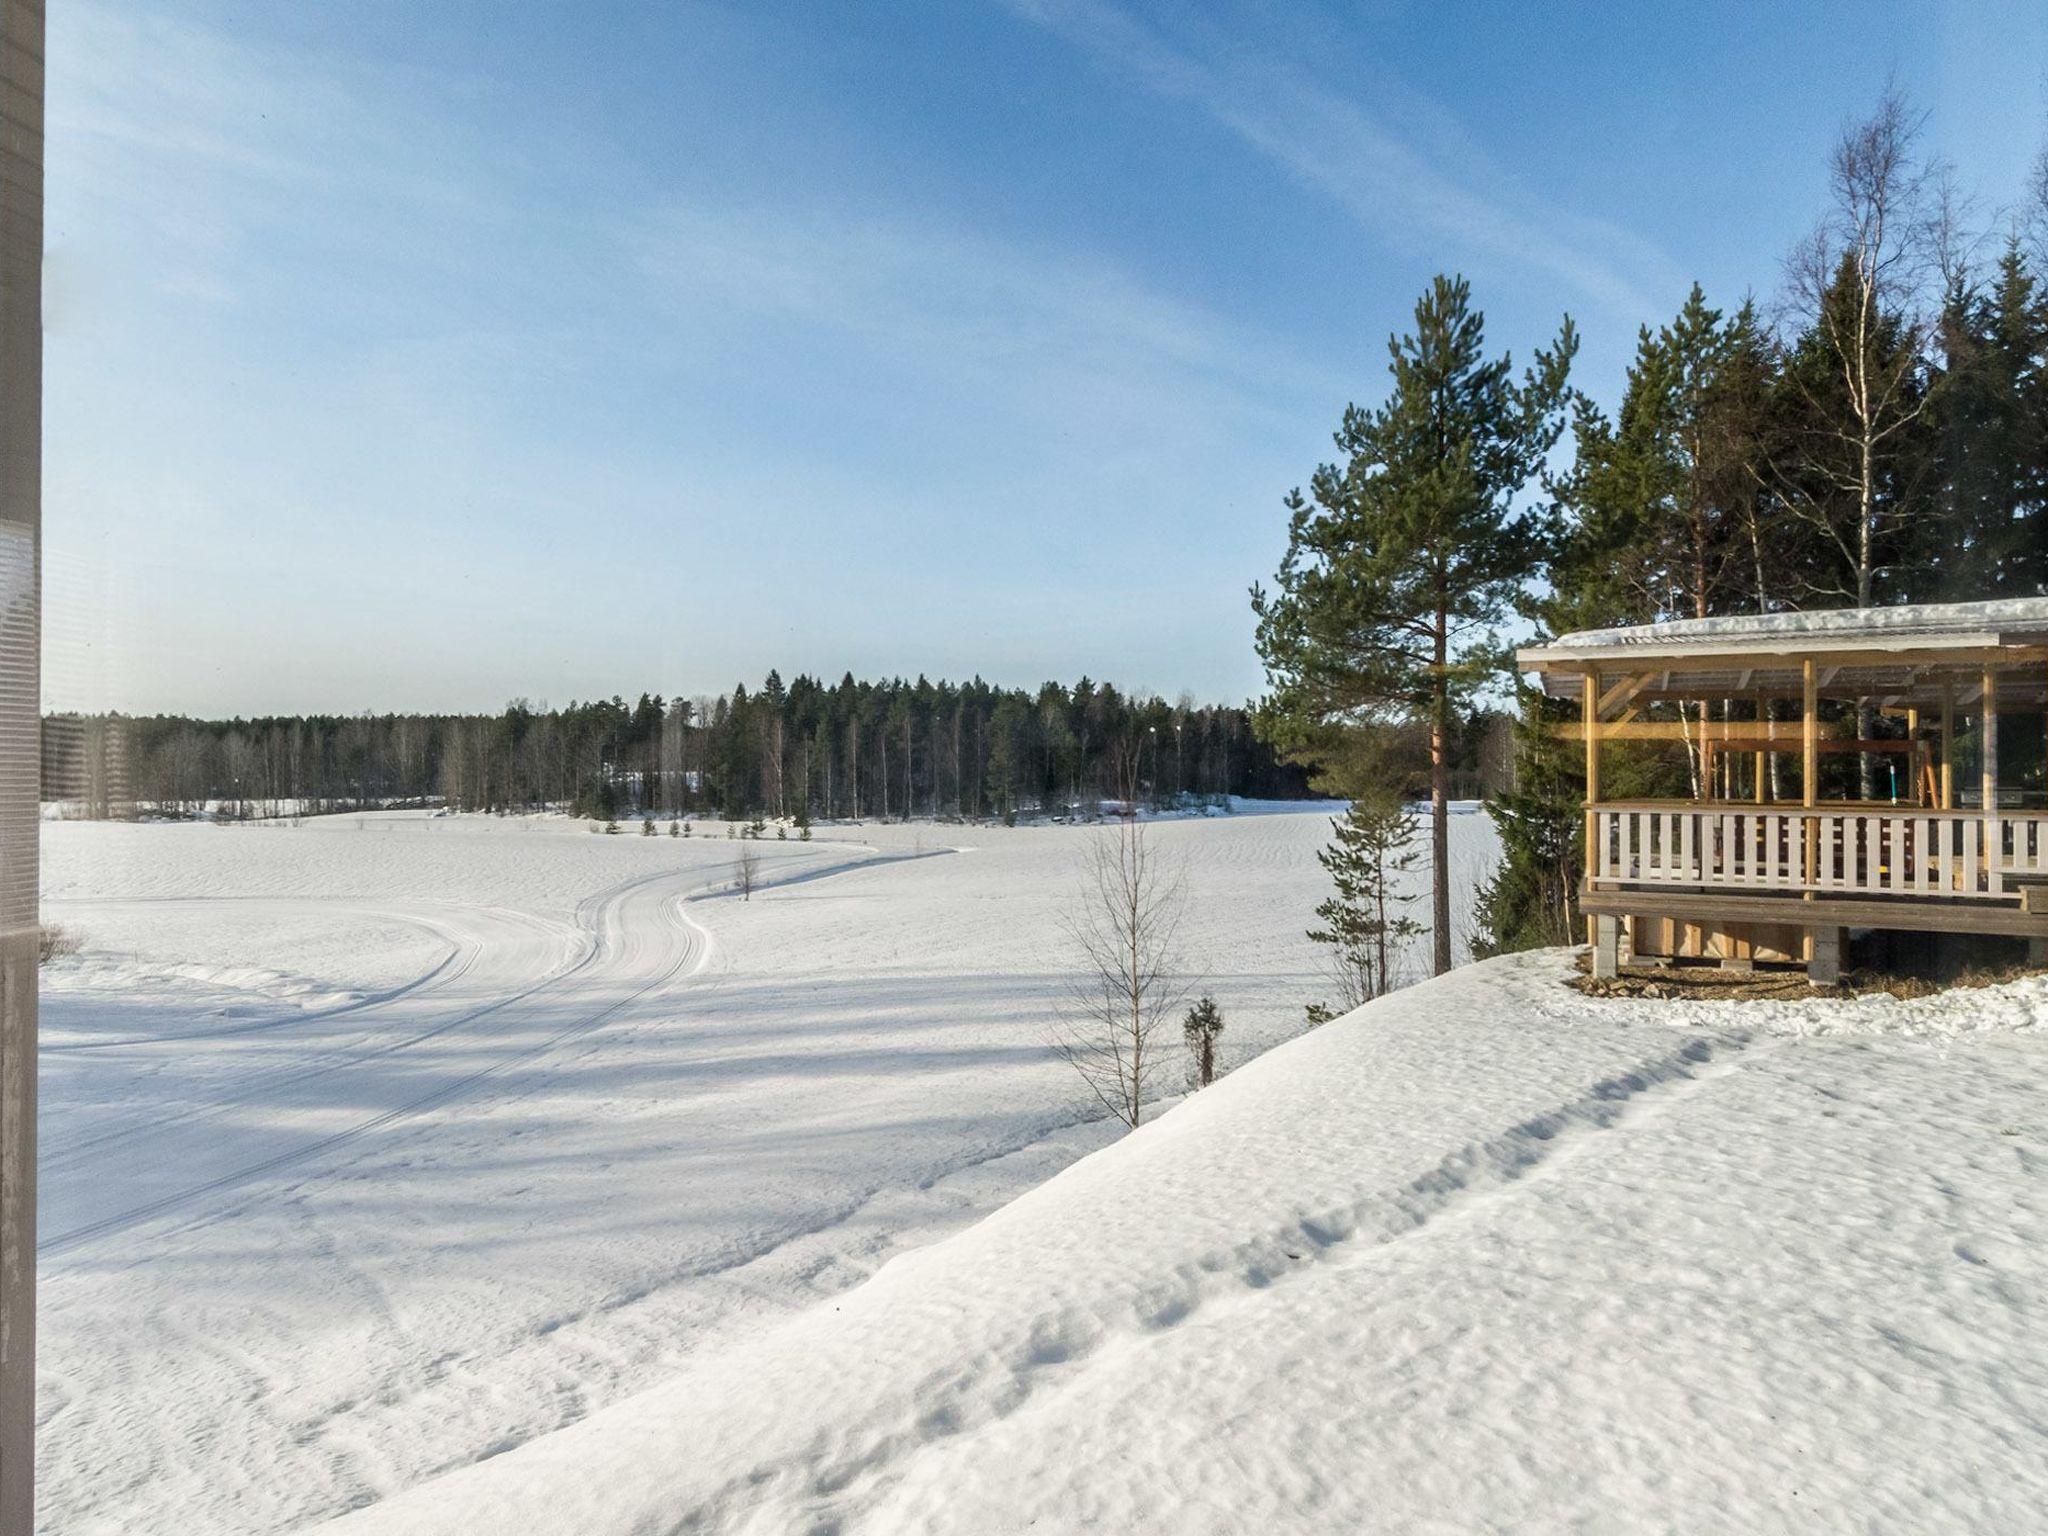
left=1516, top=599, right=2048, bottom=982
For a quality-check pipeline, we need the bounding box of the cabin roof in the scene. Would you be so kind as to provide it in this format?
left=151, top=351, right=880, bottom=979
left=1518, top=598, right=2048, bottom=705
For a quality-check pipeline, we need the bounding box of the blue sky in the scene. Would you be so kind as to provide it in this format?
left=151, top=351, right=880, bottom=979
left=43, top=0, right=2048, bottom=715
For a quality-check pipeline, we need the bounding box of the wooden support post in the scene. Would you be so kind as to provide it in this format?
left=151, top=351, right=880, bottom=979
left=1981, top=666, right=1999, bottom=815
left=1905, top=706, right=1920, bottom=805
left=1802, top=659, right=1818, bottom=893
left=1582, top=669, right=1600, bottom=947
left=1982, top=665, right=2000, bottom=889
left=1940, top=682, right=1954, bottom=810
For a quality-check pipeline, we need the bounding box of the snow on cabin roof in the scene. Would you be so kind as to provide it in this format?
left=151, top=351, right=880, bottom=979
left=1520, top=597, right=2048, bottom=669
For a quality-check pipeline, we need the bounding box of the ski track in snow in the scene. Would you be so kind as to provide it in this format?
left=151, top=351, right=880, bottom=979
left=40, top=847, right=914, bottom=1255
left=39, top=806, right=1414, bottom=1536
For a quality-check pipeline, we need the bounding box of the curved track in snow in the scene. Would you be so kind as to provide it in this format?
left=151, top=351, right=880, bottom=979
left=38, top=869, right=727, bottom=1258
left=37, top=843, right=938, bottom=1261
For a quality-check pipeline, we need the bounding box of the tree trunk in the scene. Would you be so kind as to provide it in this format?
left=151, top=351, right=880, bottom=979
left=1856, top=528, right=1876, bottom=799
left=1430, top=612, right=1452, bottom=976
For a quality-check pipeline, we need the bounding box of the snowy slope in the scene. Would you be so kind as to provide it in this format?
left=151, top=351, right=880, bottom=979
left=39, top=804, right=1497, bottom=1535
left=322, top=951, right=2048, bottom=1536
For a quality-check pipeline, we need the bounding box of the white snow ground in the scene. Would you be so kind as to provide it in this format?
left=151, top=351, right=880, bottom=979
left=39, top=803, right=1493, bottom=1535
left=320, top=950, right=2048, bottom=1536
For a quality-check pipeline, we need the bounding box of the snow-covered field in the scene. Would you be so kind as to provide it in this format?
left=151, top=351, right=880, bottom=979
left=325, top=950, right=2048, bottom=1536
left=39, top=802, right=1495, bottom=1535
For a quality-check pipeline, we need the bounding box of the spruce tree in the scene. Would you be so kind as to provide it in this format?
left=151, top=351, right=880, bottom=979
left=1554, top=285, right=1747, bottom=630
left=1307, top=784, right=1423, bottom=1009
left=1182, top=996, right=1224, bottom=1088
left=1254, top=274, right=1575, bottom=975
left=1933, top=242, right=2047, bottom=598
left=1472, top=684, right=1583, bottom=956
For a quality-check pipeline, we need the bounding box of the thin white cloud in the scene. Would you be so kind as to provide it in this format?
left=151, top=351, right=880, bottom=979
left=1003, top=0, right=1682, bottom=320
left=626, top=194, right=1346, bottom=424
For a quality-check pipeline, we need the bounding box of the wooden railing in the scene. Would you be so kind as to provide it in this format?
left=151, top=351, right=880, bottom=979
left=1590, top=804, right=2048, bottom=901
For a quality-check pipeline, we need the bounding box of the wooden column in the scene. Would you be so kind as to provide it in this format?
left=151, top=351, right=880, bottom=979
left=1982, top=664, right=1999, bottom=817
left=1982, top=665, right=2002, bottom=894
left=0, top=3, right=41, bottom=1527
left=1905, top=706, right=1921, bottom=805
left=1802, top=660, right=1818, bottom=893
left=1582, top=669, right=1599, bottom=945
left=1940, top=682, right=1954, bottom=810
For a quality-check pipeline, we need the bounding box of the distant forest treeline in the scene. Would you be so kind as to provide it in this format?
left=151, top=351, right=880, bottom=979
left=44, top=675, right=1510, bottom=822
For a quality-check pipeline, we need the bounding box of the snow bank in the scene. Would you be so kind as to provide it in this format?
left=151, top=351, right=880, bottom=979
left=321, top=954, right=2048, bottom=1534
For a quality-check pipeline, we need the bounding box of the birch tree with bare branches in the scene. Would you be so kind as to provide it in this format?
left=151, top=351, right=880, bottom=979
left=1775, top=85, right=1942, bottom=791
left=1778, top=89, right=1938, bottom=603
left=1049, top=750, right=1188, bottom=1128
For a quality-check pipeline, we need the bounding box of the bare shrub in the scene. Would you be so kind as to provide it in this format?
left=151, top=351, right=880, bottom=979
left=1049, top=746, right=1188, bottom=1128
left=39, top=923, right=80, bottom=965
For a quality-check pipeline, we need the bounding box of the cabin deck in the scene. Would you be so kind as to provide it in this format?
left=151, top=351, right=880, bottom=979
left=1517, top=599, right=2048, bottom=982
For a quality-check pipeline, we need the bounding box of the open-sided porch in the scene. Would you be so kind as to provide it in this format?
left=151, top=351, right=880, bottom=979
left=1518, top=600, right=2048, bottom=982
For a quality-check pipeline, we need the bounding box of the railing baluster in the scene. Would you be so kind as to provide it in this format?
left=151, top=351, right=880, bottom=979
left=1588, top=805, right=2043, bottom=903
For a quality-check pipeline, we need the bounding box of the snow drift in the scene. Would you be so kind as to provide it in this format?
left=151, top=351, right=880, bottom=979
left=324, top=952, right=2048, bottom=1535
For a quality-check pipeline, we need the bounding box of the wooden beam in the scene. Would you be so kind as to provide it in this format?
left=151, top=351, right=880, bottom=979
left=1580, top=886, right=2048, bottom=939
left=1715, top=737, right=1912, bottom=755
left=1584, top=683, right=2048, bottom=709
left=1595, top=672, right=1648, bottom=717
left=1551, top=719, right=1846, bottom=742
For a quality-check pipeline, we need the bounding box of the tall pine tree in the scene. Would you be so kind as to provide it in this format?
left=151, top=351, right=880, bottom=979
left=1254, top=274, right=1575, bottom=975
